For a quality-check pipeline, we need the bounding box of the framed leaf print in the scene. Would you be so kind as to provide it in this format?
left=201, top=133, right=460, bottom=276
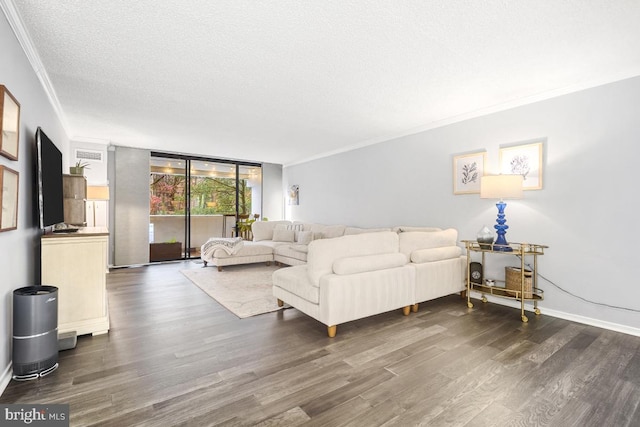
left=499, top=141, right=543, bottom=190
left=0, top=85, right=20, bottom=161
left=0, top=165, right=19, bottom=231
left=453, top=151, right=486, bottom=194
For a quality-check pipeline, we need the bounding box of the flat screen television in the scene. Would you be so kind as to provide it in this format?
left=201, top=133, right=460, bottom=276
left=35, top=127, right=64, bottom=229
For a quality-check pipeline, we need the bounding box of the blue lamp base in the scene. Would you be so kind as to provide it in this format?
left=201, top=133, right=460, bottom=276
left=493, top=201, right=513, bottom=252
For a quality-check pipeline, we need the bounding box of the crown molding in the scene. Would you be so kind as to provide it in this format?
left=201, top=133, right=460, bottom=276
left=0, top=0, right=71, bottom=136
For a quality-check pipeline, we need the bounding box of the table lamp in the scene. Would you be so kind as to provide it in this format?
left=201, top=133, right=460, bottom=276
left=480, top=174, right=523, bottom=252
left=86, top=185, right=110, bottom=227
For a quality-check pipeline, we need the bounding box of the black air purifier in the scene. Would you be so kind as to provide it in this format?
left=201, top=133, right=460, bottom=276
left=12, top=286, right=59, bottom=380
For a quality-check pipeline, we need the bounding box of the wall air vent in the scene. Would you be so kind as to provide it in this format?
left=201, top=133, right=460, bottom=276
left=75, top=149, right=103, bottom=163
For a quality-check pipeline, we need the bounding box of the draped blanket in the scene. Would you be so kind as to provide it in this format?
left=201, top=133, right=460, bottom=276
left=201, top=237, right=244, bottom=260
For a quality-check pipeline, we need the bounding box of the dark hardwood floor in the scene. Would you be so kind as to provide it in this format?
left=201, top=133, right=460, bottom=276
left=2, top=261, right=640, bottom=426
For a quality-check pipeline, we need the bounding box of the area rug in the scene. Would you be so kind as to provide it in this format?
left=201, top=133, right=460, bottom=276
left=180, top=264, right=287, bottom=318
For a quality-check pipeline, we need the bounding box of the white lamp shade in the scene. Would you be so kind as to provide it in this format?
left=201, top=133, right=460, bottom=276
left=480, top=175, right=523, bottom=199
left=87, top=185, right=110, bottom=200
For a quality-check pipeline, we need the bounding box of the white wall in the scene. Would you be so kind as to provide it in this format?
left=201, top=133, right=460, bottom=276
left=69, top=140, right=109, bottom=185
left=0, top=12, right=70, bottom=393
left=284, top=76, right=640, bottom=334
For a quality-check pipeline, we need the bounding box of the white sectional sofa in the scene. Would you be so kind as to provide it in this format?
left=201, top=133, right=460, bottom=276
left=272, top=228, right=466, bottom=337
left=272, top=231, right=415, bottom=337
left=200, top=219, right=465, bottom=337
left=202, top=220, right=391, bottom=270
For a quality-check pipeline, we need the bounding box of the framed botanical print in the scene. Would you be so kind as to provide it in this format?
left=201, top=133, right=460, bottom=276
left=0, top=85, right=20, bottom=161
left=0, top=165, right=19, bottom=231
left=499, top=141, right=543, bottom=190
left=288, top=185, right=299, bottom=205
left=453, top=151, right=486, bottom=194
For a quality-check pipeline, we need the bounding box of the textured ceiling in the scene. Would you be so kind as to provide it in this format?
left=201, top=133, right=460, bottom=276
left=8, top=1, right=640, bottom=165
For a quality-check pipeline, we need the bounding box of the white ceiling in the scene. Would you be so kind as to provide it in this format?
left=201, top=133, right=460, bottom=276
left=6, top=1, right=640, bottom=165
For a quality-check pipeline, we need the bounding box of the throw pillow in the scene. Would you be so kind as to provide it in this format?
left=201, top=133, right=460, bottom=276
left=296, top=231, right=314, bottom=245
left=273, top=228, right=295, bottom=242
left=411, top=246, right=462, bottom=263
left=286, top=223, right=304, bottom=231
left=252, top=221, right=274, bottom=241
left=398, top=228, right=458, bottom=260
left=287, top=223, right=305, bottom=241
left=333, top=253, right=407, bottom=275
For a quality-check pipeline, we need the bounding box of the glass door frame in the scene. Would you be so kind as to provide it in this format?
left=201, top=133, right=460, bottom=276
left=151, top=151, right=262, bottom=260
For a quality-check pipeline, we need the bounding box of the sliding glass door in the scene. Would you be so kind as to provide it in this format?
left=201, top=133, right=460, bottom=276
left=149, top=157, right=187, bottom=262
left=149, top=154, right=262, bottom=261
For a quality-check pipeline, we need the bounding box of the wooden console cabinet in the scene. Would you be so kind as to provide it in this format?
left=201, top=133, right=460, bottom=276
left=41, top=227, right=109, bottom=336
left=63, top=174, right=86, bottom=226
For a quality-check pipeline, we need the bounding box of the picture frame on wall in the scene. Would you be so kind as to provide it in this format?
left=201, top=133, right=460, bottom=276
left=0, top=165, right=19, bottom=231
left=499, top=141, right=543, bottom=190
left=288, top=185, right=299, bottom=205
left=453, top=151, right=486, bottom=194
left=0, top=85, right=21, bottom=161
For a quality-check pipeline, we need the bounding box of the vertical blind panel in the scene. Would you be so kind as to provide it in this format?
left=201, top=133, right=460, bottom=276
left=114, top=147, right=150, bottom=266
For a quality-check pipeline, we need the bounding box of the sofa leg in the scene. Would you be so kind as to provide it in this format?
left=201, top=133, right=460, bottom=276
left=411, top=303, right=419, bottom=313
left=460, top=290, right=467, bottom=299
left=217, top=266, right=223, bottom=272
left=327, top=325, right=337, bottom=338
left=277, top=299, right=284, bottom=307
left=202, top=261, right=208, bottom=268
left=402, top=306, right=411, bottom=316
left=266, top=261, right=272, bottom=266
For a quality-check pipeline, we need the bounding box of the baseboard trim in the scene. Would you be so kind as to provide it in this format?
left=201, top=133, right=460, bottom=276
left=0, top=362, right=12, bottom=397
left=470, top=291, right=640, bottom=337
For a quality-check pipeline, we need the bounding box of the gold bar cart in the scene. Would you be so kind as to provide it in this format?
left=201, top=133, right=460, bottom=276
left=462, top=240, right=547, bottom=322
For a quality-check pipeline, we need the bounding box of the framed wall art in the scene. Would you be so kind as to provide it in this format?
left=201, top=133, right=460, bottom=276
left=0, top=165, right=19, bottom=231
left=0, top=85, right=21, bottom=161
left=288, top=185, right=299, bottom=205
left=453, top=151, right=486, bottom=194
left=499, top=141, right=543, bottom=190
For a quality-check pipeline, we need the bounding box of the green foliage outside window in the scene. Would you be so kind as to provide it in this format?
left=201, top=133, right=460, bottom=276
left=150, top=174, right=251, bottom=215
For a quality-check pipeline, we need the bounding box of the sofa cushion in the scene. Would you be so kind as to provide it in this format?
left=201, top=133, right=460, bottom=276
left=411, top=246, right=462, bottom=263
left=344, top=227, right=391, bottom=235
left=290, top=244, right=309, bottom=253
left=305, top=223, right=346, bottom=239
left=274, top=244, right=308, bottom=261
left=272, top=265, right=319, bottom=304
left=273, top=228, right=295, bottom=242
left=307, top=231, right=400, bottom=285
left=393, top=226, right=442, bottom=233
left=320, top=225, right=346, bottom=239
left=252, top=220, right=291, bottom=241
left=251, top=221, right=280, bottom=242
left=333, top=253, right=407, bottom=275
left=398, top=229, right=458, bottom=261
